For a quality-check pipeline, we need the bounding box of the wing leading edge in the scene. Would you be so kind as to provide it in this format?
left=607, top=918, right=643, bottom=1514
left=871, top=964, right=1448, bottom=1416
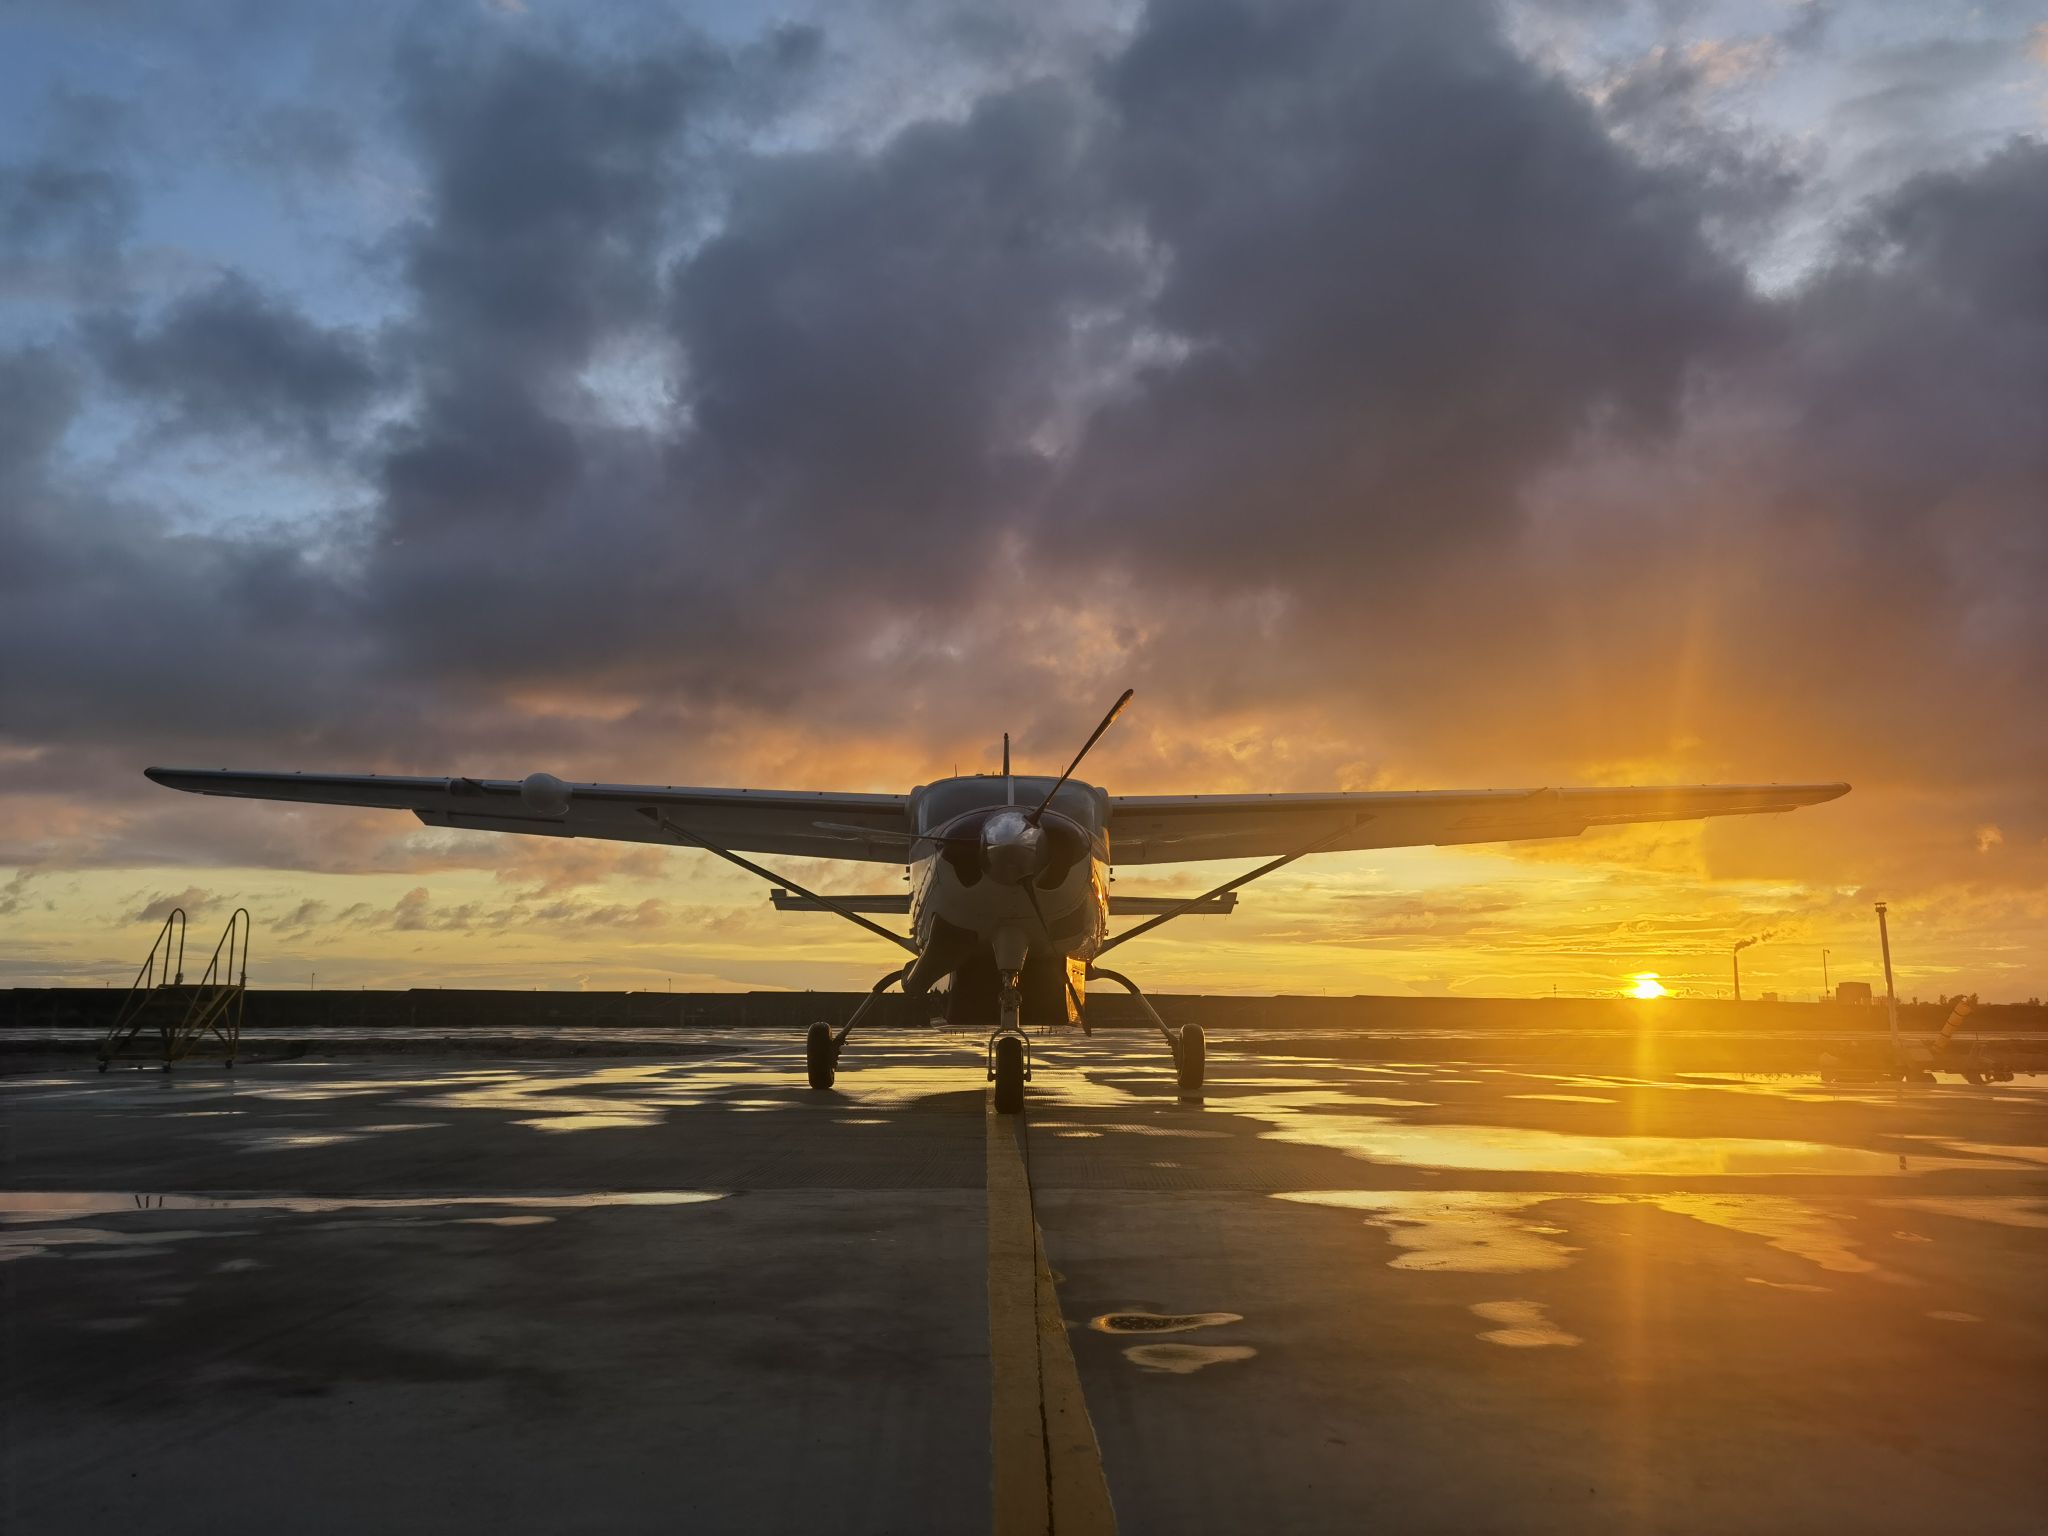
left=142, top=768, right=913, bottom=864
left=144, top=770, right=1848, bottom=868
left=1106, top=782, right=1850, bottom=864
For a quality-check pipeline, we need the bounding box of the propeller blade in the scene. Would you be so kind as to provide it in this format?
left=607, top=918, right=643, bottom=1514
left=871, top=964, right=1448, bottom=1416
left=1029, top=687, right=1133, bottom=825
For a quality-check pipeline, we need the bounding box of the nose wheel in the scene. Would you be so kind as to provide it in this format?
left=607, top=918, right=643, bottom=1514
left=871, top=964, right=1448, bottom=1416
left=989, top=1031, right=1029, bottom=1113
left=988, top=967, right=1031, bottom=1114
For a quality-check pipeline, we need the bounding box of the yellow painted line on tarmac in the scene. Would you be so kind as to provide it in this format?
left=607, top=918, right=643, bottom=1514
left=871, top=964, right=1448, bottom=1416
left=988, top=1099, right=1117, bottom=1536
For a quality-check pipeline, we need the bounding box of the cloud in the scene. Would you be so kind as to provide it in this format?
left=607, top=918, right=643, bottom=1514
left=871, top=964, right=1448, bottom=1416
left=125, top=885, right=216, bottom=924
left=83, top=272, right=383, bottom=447
left=0, top=157, right=134, bottom=300
left=0, top=869, right=36, bottom=917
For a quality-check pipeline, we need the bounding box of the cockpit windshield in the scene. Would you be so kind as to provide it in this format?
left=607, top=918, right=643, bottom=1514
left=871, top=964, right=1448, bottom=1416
left=913, top=776, right=1105, bottom=835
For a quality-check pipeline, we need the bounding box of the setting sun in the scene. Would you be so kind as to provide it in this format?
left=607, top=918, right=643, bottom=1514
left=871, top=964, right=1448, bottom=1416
left=1629, top=973, right=1669, bottom=1000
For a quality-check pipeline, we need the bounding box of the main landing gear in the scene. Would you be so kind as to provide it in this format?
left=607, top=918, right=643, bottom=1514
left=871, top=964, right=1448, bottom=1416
left=806, top=965, right=908, bottom=1092
left=1090, top=964, right=1205, bottom=1095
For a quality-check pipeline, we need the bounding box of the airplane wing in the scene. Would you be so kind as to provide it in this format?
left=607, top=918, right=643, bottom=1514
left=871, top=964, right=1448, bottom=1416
left=1106, top=782, right=1849, bottom=864
left=143, top=768, right=912, bottom=864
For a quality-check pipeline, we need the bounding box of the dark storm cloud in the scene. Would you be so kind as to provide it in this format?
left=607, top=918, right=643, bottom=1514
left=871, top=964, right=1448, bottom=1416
left=390, top=34, right=725, bottom=376
left=367, top=40, right=1137, bottom=702
left=1596, top=41, right=1806, bottom=246
left=83, top=273, right=382, bottom=447
left=669, top=79, right=1137, bottom=579
left=1047, top=0, right=1755, bottom=720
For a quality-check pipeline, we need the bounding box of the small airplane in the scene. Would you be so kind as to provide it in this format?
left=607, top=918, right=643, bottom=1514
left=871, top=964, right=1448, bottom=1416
left=146, top=691, right=1849, bottom=1111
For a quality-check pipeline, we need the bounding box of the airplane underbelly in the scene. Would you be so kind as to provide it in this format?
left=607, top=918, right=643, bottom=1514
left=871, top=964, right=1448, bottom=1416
left=912, top=856, right=1107, bottom=959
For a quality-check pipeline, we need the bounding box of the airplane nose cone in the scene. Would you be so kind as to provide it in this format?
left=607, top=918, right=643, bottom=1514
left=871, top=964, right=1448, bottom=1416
left=982, top=809, right=1046, bottom=885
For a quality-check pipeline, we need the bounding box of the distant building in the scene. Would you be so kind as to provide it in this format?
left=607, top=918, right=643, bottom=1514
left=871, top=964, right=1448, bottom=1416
left=1836, top=980, right=1873, bottom=1004
left=1761, top=991, right=1780, bottom=1003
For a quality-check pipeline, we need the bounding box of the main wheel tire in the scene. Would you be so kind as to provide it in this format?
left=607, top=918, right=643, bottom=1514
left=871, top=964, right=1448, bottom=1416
left=805, top=1021, right=836, bottom=1090
left=1176, top=1023, right=1206, bottom=1092
left=993, top=1034, right=1025, bottom=1114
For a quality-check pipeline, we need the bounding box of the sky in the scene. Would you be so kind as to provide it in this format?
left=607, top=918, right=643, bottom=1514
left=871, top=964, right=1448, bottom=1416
left=2, top=0, right=2043, bottom=1002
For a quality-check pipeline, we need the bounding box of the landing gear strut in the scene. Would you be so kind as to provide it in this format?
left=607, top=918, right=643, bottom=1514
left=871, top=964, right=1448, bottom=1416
left=1088, top=964, right=1204, bottom=1094
left=806, top=965, right=908, bottom=1092
left=988, top=967, right=1031, bottom=1114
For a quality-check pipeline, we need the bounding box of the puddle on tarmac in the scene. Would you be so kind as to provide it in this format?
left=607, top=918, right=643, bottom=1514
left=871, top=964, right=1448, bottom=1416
left=1876, top=1196, right=2048, bottom=1229
left=1471, top=1299, right=1580, bottom=1348
left=0, top=1189, right=720, bottom=1259
left=1279, top=1189, right=1932, bottom=1280
left=1589, top=1193, right=1878, bottom=1275
left=1927, top=1310, right=1982, bottom=1323
left=1746, top=1277, right=1830, bottom=1293
left=1036, top=1121, right=1230, bottom=1140
left=1091, top=1310, right=1242, bottom=1335
left=1234, top=1096, right=1998, bottom=1176
left=1277, top=1191, right=1579, bottom=1273
left=1508, top=1093, right=1616, bottom=1105
left=516, top=1113, right=662, bottom=1133
left=1123, top=1343, right=1257, bottom=1373
left=1, top=1227, right=223, bottom=1261
left=213, top=1132, right=364, bottom=1153
left=0, top=1190, right=722, bottom=1219
left=459, top=1215, right=554, bottom=1226
left=1931, top=1141, right=2048, bottom=1167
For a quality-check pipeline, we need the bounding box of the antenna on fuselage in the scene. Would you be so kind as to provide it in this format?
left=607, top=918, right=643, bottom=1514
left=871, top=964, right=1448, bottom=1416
left=1028, top=688, right=1133, bottom=826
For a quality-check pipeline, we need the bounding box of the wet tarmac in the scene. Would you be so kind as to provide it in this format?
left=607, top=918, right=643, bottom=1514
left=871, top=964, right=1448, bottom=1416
left=3, top=1032, right=2045, bottom=1534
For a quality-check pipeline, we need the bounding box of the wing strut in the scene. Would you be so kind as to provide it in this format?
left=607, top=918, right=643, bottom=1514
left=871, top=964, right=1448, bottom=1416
left=1095, top=817, right=1362, bottom=957
left=642, top=810, right=918, bottom=956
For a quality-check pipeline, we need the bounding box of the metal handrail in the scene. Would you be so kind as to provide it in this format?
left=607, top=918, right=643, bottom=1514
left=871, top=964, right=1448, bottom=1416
left=194, top=907, right=251, bottom=991
left=98, top=908, right=187, bottom=1067
left=122, top=907, right=185, bottom=1000
left=169, top=908, right=251, bottom=1063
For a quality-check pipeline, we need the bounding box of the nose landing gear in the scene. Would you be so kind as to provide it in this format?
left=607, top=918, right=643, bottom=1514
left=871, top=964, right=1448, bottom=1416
left=988, top=967, right=1031, bottom=1114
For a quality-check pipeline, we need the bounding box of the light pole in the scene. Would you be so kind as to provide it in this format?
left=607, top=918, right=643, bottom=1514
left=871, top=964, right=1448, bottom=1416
left=1822, top=948, right=1831, bottom=1000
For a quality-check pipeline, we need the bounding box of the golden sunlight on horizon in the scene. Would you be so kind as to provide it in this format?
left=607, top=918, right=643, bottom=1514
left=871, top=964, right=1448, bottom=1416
left=1629, top=973, right=1669, bottom=1001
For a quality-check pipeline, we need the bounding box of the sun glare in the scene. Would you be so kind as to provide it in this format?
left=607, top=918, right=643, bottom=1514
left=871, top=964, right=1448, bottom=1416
left=1629, top=973, right=1668, bottom=1000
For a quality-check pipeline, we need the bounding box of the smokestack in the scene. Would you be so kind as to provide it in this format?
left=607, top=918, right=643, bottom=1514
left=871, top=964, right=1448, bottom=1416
left=1729, top=931, right=1770, bottom=1003
left=1876, top=901, right=1900, bottom=1067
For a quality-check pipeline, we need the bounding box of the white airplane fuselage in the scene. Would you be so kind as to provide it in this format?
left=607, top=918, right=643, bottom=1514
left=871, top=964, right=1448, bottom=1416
left=903, top=775, right=1110, bottom=1002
